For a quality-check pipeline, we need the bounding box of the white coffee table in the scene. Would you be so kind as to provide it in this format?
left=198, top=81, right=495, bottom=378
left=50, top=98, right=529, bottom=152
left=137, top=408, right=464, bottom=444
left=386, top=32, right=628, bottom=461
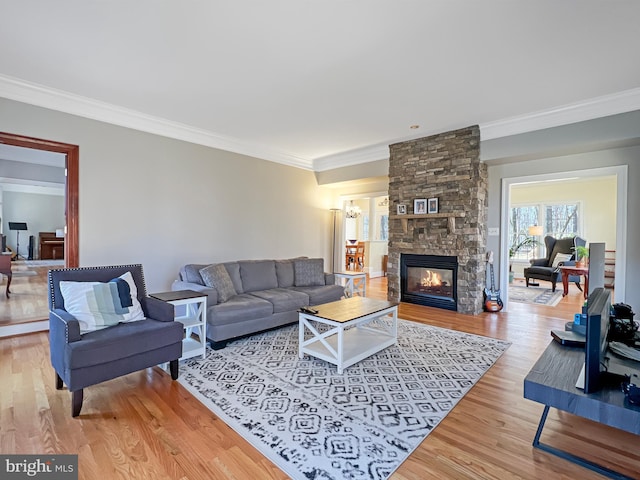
left=298, top=297, right=398, bottom=373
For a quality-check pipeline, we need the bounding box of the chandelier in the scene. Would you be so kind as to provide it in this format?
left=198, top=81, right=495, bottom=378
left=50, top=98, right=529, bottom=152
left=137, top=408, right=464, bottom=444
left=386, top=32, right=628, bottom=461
left=345, top=201, right=361, bottom=219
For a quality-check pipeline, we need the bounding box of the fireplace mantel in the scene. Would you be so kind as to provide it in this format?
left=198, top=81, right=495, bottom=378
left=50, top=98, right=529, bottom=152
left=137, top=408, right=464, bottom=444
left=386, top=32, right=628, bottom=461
left=390, top=211, right=466, bottom=234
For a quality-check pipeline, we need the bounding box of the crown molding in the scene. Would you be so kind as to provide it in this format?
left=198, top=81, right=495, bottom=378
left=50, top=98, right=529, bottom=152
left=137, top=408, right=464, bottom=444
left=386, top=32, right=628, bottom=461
left=315, top=88, right=640, bottom=170
left=313, top=143, right=390, bottom=171
left=0, top=74, right=313, bottom=170
left=480, top=87, right=640, bottom=141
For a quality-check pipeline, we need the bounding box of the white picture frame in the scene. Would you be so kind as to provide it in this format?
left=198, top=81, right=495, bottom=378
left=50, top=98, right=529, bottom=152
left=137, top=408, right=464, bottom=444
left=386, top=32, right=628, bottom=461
left=414, top=199, right=427, bottom=214
left=397, top=204, right=407, bottom=215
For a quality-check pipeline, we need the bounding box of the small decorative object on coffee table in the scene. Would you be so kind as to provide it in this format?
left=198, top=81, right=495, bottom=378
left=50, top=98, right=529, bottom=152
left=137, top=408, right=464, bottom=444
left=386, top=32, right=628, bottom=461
left=150, top=290, right=207, bottom=360
left=298, top=297, right=398, bottom=374
left=333, top=271, right=366, bottom=297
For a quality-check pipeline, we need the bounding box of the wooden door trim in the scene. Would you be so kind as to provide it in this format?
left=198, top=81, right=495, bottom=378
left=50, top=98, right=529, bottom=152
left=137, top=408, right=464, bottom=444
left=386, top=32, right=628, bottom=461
left=0, top=132, right=79, bottom=267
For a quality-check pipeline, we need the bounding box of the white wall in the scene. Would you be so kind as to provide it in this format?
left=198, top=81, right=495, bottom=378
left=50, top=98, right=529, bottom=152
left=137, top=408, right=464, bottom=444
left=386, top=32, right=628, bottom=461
left=0, top=97, right=335, bottom=291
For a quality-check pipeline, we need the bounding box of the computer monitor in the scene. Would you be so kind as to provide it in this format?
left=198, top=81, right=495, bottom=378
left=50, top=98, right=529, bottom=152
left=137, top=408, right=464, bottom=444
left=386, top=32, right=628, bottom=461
left=583, top=287, right=611, bottom=393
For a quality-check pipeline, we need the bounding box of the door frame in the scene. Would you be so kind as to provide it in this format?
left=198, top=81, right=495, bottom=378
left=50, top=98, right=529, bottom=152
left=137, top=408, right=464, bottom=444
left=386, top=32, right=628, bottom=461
left=500, top=165, right=627, bottom=309
left=0, top=132, right=78, bottom=267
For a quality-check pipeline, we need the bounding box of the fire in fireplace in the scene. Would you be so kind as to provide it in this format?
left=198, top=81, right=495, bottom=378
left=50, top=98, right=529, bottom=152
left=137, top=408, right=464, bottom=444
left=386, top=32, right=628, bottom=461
left=401, top=254, right=458, bottom=311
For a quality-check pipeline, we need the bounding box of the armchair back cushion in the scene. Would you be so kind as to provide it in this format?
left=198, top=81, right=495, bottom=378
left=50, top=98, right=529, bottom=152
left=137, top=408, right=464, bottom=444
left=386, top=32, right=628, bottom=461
left=50, top=264, right=149, bottom=311
left=546, top=236, right=579, bottom=266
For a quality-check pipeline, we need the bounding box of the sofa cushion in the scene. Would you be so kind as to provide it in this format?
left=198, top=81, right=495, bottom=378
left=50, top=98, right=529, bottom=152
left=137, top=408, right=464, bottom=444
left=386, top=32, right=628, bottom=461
left=208, top=294, right=274, bottom=326
left=292, top=284, right=345, bottom=305
left=182, top=264, right=208, bottom=285
left=250, top=288, right=309, bottom=313
left=275, top=259, right=295, bottom=288
left=60, top=271, right=145, bottom=334
left=294, top=258, right=325, bottom=287
left=200, top=264, right=237, bottom=303
left=223, top=262, right=244, bottom=294
left=239, top=260, right=278, bottom=292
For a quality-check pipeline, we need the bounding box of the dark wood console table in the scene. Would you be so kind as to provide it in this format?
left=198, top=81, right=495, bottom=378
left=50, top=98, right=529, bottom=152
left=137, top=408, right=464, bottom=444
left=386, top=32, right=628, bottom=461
left=524, top=340, right=640, bottom=479
left=39, top=232, right=65, bottom=260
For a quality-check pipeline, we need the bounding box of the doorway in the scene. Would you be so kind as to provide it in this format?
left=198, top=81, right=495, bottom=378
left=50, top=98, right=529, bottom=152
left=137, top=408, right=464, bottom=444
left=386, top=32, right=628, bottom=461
left=500, top=166, right=627, bottom=310
left=0, top=132, right=79, bottom=336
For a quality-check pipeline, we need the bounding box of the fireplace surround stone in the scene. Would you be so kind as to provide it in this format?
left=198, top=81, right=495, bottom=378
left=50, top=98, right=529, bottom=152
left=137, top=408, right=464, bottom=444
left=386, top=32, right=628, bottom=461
left=387, top=125, right=487, bottom=315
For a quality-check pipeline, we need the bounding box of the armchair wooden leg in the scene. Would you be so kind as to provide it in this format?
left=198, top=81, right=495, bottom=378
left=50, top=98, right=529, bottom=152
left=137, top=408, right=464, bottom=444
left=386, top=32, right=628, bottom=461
left=551, top=281, right=557, bottom=292
left=71, top=389, right=83, bottom=417
left=169, top=359, right=179, bottom=380
left=525, top=277, right=530, bottom=287
left=55, top=372, right=63, bottom=390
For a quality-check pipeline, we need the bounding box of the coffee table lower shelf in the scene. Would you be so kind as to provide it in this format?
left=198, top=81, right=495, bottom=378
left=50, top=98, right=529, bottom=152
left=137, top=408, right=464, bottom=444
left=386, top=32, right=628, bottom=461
left=300, top=327, right=396, bottom=373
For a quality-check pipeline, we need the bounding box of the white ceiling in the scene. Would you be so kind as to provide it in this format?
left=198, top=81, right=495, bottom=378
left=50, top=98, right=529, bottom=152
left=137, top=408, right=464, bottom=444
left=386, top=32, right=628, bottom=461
left=1, top=1, right=639, bottom=170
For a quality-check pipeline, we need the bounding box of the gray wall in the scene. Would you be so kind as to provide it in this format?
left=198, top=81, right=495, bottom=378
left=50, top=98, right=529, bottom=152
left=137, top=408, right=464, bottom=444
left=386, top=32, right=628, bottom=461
left=0, top=98, right=335, bottom=292
left=2, top=191, right=65, bottom=259
left=3, top=95, right=638, bottom=310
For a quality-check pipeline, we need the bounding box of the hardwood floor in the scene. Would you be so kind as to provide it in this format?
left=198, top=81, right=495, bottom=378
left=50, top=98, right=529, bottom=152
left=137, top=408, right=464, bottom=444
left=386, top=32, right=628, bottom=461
left=1, top=277, right=638, bottom=479
left=0, top=264, right=51, bottom=326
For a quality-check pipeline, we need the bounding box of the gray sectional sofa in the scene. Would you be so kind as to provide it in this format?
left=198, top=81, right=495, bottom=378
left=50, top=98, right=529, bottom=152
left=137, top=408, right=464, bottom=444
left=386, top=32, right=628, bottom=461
left=172, top=257, right=345, bottom=349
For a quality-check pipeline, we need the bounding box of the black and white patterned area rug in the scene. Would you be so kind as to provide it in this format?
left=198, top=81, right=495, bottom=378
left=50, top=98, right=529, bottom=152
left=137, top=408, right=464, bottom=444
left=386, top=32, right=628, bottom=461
left=178, top=320, right=510, bottom=480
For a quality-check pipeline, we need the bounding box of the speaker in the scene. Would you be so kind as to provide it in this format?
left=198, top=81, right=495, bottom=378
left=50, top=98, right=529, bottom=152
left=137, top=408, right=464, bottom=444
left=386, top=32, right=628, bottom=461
left=28, top=235, right=34, bottom=260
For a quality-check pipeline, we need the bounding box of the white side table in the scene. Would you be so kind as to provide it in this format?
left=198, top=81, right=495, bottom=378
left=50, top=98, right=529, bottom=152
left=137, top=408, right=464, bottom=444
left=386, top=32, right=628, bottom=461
left=150, top=290, right=207, bottom=360
left=333, top=272, right=366, bottom=297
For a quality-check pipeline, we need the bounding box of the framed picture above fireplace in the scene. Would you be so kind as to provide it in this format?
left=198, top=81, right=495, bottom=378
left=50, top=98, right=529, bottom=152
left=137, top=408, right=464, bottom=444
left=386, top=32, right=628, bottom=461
left=414, top=199, right=427, bottom=214
left=428, top=197, right=439, bottom=214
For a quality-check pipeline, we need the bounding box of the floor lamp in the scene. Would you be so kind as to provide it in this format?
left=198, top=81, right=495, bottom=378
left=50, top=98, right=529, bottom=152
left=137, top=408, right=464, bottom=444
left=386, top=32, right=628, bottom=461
left=330, top=208, right=340, bottom=273
left=528, top=225, right=543, bottom=286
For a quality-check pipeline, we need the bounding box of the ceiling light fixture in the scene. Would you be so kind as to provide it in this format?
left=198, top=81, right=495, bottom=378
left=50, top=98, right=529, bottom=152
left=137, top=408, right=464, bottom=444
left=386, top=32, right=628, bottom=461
left=410, top=125, right=420, bottom=129
left=345, top=201, right=361, bottom=219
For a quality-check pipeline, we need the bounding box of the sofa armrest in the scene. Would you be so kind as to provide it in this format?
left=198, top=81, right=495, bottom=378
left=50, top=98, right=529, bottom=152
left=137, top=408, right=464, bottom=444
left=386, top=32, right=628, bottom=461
left=324, top=273, right=336, bottom=285
left=49, top=308, right=82, bottom=344
left=172, top=280, right=218, bottom=305
left=141, top=296, right=175, bottom=322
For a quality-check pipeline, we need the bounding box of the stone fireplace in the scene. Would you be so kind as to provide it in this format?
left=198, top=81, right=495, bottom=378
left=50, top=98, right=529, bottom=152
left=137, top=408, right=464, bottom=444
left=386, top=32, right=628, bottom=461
left=387, top=125, right=487, bottom=315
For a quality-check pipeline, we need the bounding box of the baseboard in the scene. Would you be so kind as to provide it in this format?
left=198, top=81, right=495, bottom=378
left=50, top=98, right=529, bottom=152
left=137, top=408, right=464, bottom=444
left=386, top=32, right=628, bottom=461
left=0, top=320, right=49, bottom=338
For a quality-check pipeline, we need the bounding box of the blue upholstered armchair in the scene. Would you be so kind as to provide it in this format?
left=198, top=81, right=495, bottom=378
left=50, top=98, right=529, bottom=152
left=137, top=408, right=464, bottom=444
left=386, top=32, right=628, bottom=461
left=48, top=264, right=183, bottom=417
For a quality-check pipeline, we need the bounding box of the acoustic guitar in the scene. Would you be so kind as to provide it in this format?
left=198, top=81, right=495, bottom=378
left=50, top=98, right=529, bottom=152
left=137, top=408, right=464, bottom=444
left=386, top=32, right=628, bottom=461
left=483, top=251, right=504, bottom=312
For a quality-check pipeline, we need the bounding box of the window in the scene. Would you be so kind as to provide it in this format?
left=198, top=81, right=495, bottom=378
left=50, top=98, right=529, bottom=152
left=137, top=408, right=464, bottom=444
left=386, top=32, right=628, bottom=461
left=379, top=215, right=389, bottom=241
left=509, top=202, right=581, bottom=259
